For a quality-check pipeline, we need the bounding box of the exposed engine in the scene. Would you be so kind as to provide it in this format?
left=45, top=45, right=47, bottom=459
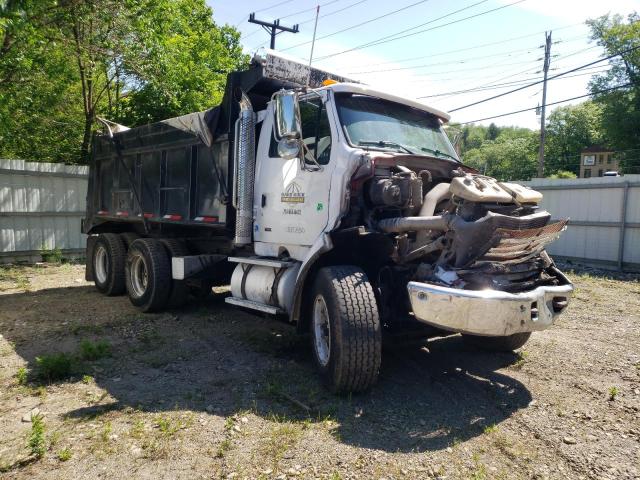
left=359, top=159, right=569, bottom=295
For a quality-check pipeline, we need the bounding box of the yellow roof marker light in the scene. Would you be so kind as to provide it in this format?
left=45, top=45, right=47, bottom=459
left=322, top=79, right=338, bottom=86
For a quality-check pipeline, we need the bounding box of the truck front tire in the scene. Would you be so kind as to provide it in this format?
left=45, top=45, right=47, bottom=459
left=92, top=233, right=127, bottom=296
left=125, top=239, right=172, bottom=312
left=462, top=332, right=531, bottom=352
left=310, top=266, right=382, bottom=393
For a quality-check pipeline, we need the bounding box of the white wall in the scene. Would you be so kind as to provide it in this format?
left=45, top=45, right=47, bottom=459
left=524, top=175, right=640, bottom=269
left=0, top=159, right=89, bottom=262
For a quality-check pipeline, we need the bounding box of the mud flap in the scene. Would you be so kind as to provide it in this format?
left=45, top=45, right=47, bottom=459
left=85, top=235, right=97, bottom=281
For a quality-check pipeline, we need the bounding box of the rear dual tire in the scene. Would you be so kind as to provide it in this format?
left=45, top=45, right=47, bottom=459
left=92, top=233, right=127, bottom=296
left=125, top=238, right=172, bottom=313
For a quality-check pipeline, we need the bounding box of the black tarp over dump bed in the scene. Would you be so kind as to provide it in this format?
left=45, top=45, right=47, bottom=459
left=83, top=50, right=356, bottom=237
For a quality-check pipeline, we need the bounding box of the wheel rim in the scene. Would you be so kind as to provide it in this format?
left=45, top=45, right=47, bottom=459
left=313, top=294, right=331, bottom=367
left=130, top=253, right=148, bottom=298
left=94, top=245, right=108, bottom=284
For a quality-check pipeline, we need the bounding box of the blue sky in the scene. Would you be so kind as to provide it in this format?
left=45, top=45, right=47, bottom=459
left=210, top=0, right=640, bottom=129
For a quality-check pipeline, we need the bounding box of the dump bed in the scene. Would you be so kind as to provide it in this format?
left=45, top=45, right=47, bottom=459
left=83, top=108, right=233, bottom=236
left=83, top=50, right=356, bottom=238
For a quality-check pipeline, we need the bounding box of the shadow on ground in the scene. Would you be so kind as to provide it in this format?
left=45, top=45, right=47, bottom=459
left=1, top=284, right=531, bottom=453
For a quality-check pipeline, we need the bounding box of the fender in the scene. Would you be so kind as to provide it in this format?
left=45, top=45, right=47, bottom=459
left=290, top=233, right=333, bottom=331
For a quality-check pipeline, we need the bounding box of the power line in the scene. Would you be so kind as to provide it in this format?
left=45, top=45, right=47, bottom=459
left=234, top=0, right=296, bottom=27
left=448, top=45, right=640, bottom=112
left=342, top=23, right=587, bottom=71
left=455, top=82, right=635, bottom=124
left=419, top=68, right=610, bottom=99
left=279, top=0, right=434, bottom=53
left=347, top=45, right=543, bottom=75
left=242, top=0, right=345, bottom=41
left=248, top=0, right=370, bottom=51
left=313, top=0, right=527, bottom=62
left=427, top=46, right=605, bottom=102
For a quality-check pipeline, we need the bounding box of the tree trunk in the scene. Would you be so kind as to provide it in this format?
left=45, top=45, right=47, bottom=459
left=80, top=113, right=93, bottom=164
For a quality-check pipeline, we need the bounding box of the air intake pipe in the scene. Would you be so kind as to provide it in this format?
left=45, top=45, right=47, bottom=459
left=233, top=90, right=255, bottom=245
left=377, top=215, right=451, bottom=233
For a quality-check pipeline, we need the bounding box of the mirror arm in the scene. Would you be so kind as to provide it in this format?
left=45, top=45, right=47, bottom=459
left=300, top=141, right=323, bottom=172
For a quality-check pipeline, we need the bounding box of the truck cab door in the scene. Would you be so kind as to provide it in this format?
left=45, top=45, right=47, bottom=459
left=253, top=92, right=335, bottom=258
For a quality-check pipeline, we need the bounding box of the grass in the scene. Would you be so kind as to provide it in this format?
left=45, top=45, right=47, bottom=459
left=28, top=414, right=46, bottom=458
left=15, top=367, right=28, bottom=385
left=101, top=421, right=112, bottom=443
left=216, top=439, right=232, bottom=458
left=156, top=416, right=184, bottom=436
left=40, top=247, right=64, bottom=263
left=0, top=266, right=31, bottom=291
left=57, top=448, right=72, bottom=462
left=33, top=339, right=112, bottom=383
left=79, top=339, right=111, bottom=361
left=263, top=423, right=303, bottom=465
left=470, top=453, right=488, bottom=480
left=129, top=419, right=146, bottom=439
left=35, top=352, right=75, bottom=382
left=82, top=374, right=94, bottom=384
left=483, top=424, right=498, bottom=434
left=512, top=350, right=529, bottom=369
left=608, top=386, right=619, bottom=401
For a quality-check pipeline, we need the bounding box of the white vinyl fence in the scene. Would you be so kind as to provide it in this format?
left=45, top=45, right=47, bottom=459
left=0, top=159, right=88, bottom=263
left=524, top=175, right=640, bottom=271
left=1, top=159, right=639, bottom=270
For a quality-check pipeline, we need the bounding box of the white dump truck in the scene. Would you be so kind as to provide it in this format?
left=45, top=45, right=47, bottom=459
left=83, top=50, right=573, bottom=392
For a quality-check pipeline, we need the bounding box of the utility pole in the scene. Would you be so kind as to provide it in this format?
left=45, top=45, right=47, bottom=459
left=537, top=31, right=552, bottom=178
left=248, top=13, right=299, bottom=50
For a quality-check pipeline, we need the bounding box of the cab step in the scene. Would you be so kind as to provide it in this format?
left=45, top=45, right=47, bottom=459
left=227, top=256, right=295, bottom=269
left=225, top=296, right=284, bottom=315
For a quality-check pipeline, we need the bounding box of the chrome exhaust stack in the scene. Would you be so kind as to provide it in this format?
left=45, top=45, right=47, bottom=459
left=233, top=90, right=256, bottom=246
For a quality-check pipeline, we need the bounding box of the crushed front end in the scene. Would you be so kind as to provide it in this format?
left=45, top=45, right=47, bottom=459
left=348, top=154, right=574, bottom=337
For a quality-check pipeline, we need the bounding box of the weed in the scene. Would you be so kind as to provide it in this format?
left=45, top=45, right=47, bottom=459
left=329, top=473, right=343, bottom=480
left=40, top=246, right=63, bottom=263
left=48, top=430, right=61, bottom=448
left=129, top=419, right=145, bottom=439
left=28, top=414, right=46, bottom=458
left=79, top=339, right=111, bottom=361
left=15, top=367, right=28, bottom=385
left=263, top=423, right=302, bottom=464
left=470, top=453, right=488, bottom=480
left=35, top=352, right=74, bottom=382
left=216, top=439, right=232, bottom=458
left=0, top=267, right=31, bottom=291
left=101, top=421, right=112, bottom=443
left=224, top=416, right=236, bottom=431
left=57, top=448, right=72, bottom=462
left=483, top=424, right=498, bottom=434
left=608, top=386, right=619, bottom=401
left=82, top=374, right=94, bottom=384
left=513, top=350, right=529, bottom=369
left=157, top=416, right=183, bottom=436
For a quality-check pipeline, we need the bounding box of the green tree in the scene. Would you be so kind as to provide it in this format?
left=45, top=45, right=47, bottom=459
left=0, top=0, right=247, bottom=164
left=544, top=101, right=604, bottom=176
left=587, top=12, right=640, bottom=173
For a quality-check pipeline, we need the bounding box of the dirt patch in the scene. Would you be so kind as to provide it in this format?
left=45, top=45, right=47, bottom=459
left=0, top=263, right=639, bottom=479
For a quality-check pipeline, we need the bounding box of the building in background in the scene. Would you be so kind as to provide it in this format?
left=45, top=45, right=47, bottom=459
left=579, top=146, right=619, bottom=178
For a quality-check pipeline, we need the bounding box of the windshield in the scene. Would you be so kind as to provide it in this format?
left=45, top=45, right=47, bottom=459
left=335, top=92, right=459, bottom=161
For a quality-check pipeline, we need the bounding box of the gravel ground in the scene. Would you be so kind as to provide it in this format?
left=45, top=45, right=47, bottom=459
left=0, top=262, right=639, bottom=480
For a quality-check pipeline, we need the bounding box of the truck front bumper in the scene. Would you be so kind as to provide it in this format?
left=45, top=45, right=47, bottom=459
left=407, top=280, right=573, bottom=337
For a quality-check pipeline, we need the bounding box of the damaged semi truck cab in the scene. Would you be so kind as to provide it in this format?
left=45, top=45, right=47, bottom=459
left=83, top=50, right=573, bottom=393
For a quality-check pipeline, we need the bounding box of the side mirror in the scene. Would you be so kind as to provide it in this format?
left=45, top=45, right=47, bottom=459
left=273, top=90, right=302, bottom=160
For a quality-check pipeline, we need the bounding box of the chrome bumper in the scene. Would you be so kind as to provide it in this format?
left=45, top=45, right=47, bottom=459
left=407, top=281, right=573, bottom=337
